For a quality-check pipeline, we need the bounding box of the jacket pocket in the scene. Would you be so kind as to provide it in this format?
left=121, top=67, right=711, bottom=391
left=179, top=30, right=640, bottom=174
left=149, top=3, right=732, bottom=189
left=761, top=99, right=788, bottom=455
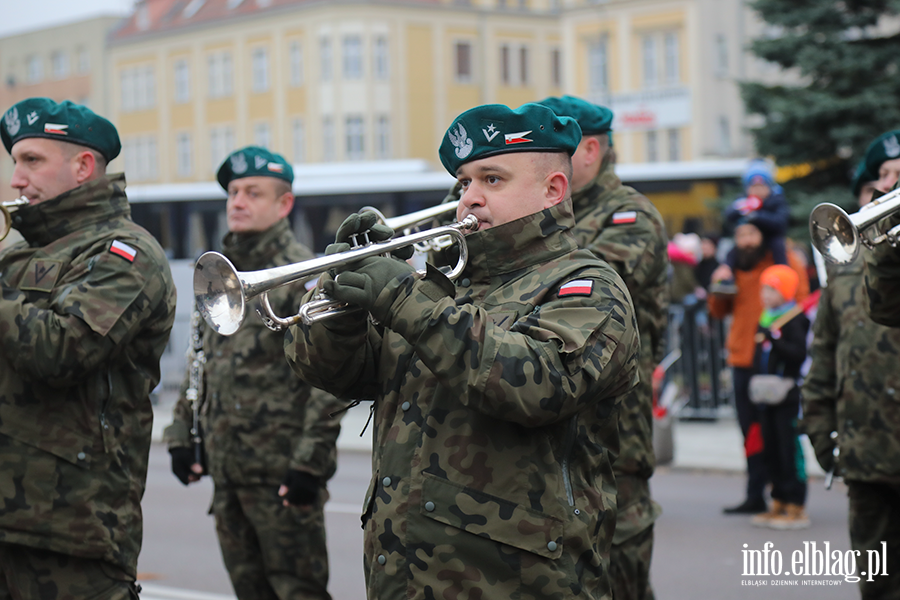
left=419, top=473, right=564, bottom=559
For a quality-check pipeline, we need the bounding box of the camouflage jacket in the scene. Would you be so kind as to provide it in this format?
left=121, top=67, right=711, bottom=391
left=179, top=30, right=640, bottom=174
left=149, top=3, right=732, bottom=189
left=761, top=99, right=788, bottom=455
left=285, top=200, right=640, bottom=600
left=0, top=174, right=176, bottom=577
left=802, top=260, right=900, bottom=484
left=570, top=151, right=668, bottom=539
left=165, top=219, right=343, bottom=486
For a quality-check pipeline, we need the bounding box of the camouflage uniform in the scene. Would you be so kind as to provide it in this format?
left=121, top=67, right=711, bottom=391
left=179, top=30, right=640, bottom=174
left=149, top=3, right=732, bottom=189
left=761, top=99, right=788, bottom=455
left=863, top=215, right=900, bottom=327
left=802, top=260, right=900, bottom=598
left=570, top=149, right=668, bottom=600
left=285, top=200, right=640, bottom=600
left=0, top=174, right=176, bottom=588
left=165, top=218, right=342, bottom=600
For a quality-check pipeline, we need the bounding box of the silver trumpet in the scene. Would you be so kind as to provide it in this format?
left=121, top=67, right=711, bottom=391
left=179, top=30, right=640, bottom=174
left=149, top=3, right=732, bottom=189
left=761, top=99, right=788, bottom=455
left=810, top=186, right=900, bottom=264
left=360, top=200, right=460, bottom=253
left=0, top=197, right=29, bottom=241
left=194, top=215, right=478, bottom=336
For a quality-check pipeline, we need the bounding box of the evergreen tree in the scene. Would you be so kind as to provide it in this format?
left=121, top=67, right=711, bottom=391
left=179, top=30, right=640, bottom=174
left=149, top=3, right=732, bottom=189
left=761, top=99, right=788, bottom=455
left=740, top=0, right=900, bottom=239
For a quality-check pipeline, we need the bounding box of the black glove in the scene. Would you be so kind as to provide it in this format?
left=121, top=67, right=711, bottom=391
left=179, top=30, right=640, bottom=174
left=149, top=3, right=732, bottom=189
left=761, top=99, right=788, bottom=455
left=329, top=212, right=414, bottom=263
left=170, top=446, right=203, bottom=486
left=324, top=255, right=416, bottom=324
left=280, top=469, right=320, bottom=506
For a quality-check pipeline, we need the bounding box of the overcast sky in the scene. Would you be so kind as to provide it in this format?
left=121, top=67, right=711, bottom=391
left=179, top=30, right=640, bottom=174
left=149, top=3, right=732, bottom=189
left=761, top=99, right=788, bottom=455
left=1, top=0, right=134, bottom=38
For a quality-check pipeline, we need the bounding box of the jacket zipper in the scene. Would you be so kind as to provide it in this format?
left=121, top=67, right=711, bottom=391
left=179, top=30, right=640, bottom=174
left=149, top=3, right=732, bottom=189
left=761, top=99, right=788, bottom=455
left=561, top=415, right=576, bottom=507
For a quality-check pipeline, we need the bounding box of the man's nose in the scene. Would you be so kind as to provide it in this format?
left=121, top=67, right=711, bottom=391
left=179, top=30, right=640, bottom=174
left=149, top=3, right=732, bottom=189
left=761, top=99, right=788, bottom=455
left=10, top=165, right=27, bottom=191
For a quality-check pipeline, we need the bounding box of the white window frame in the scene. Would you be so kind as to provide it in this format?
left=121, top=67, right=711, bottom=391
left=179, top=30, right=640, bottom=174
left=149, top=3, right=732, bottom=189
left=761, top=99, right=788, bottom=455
left=51, top=50, right=69, bottom=79
left=322, top=116, right=335, bottom=161
left=253, top=122, right=272, bottom=149
left=588, top=37, right=608, bottom=93
left=251, top=47, right=269, bottom=93
left=209, top=125, right=236, bottom=172
left=646, top=130, right=658, bottom=163
left=642, top=34, right=658, bottom=89
left=454, top=40, right=473, bottom=83
left=373, top=36, right=389, bottom=80
left=320, top=37, right=333, bottom=82
left=27, top=55, right=43, bottom=83
left=550, top=47, right=561, bottom=88
left=375, top=115, right=390, bottom=159
left=208, top=52, right=233, bottom=98
left=292, top=118, right=306, bottom=163
left=289, top=40, right=303, bottom=87
left=77, top=48, right=90, bottom=74
left=345, top=115, right=364, bottom=161
left=176, top=132, right=192, bottom=177
left=174, top=59, right=190, bottom=103
left=664, top=31, right=679, bottom=85
left=342, top=35, right=363, bottom=80
left=667, top=128, right=680, bottom=162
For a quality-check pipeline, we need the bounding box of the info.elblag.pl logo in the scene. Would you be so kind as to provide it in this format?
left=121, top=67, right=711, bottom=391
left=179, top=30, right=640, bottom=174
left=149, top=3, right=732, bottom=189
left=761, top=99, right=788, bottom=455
left=741, top=541, right=889, bottom=586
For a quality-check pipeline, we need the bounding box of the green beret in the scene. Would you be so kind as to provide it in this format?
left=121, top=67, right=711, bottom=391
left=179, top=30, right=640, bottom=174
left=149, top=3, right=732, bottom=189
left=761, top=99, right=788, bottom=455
left=538, top=95, right=614, bottom=136
left=851, top=159, right=876, bottom=196
left=863, top=129, right=900, bottom=177
left=1, top=97, right=120, bottom=161
left=216, top=146, right=294, bottom=190
left=439, top=103, right=582, bottom=175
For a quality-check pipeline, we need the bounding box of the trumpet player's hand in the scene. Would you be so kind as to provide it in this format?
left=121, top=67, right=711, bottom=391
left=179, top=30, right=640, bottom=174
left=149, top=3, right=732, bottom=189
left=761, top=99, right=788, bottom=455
left=324, top=255, right=416, bottom=324
left=330, top=212, right=414, bottom=263
left=169, top=447, right=204, bottom=485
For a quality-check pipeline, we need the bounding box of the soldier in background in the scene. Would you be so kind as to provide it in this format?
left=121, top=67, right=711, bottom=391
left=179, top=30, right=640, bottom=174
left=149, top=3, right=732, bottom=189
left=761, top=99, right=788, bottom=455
left=0, top=98, right=177, bottom=597
left=164, top=147, right=342, bottom=600
left=803, top=145, right=900, bottom=597
left=538, top=95, right=668, bottom=600
left=284, top=103, right=640, bottom=600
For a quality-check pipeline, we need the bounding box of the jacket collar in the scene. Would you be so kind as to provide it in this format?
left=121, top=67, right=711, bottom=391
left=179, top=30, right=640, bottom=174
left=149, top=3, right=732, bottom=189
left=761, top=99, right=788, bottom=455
left=14, top=173, right=131, bottom=247
left=221, top=218, right=293, bottom=271
left=462, top=198, right=578, bottom=280
left=571, top=148, right=620, bottom=222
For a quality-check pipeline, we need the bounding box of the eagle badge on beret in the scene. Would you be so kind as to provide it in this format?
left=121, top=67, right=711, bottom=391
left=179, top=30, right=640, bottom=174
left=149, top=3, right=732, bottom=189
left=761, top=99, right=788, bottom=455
left=4, top=107, right=20, bottom=137
left=884, top=135, right=900, bottom=158
left=448, top=122, right=473, bottom=159
left=230, top=152, right=248, bottom=174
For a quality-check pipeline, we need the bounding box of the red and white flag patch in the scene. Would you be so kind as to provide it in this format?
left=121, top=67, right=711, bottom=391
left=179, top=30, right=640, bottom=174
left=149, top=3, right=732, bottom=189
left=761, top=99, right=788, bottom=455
left=504, top=130, right=533, bottom=145
left=267, top=162, right=284, bottom=173
left=559, top=279, right=593, bottom=297
left=44, top=123, right=68, bottom=136
left=612, top=211, right=637, bottom=225
left=109, top=240, right=137, bottom=262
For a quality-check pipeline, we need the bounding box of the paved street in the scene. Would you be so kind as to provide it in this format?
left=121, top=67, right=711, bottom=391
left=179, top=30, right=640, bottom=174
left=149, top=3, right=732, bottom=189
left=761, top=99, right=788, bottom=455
left=139, top=437, right=857, bottom=600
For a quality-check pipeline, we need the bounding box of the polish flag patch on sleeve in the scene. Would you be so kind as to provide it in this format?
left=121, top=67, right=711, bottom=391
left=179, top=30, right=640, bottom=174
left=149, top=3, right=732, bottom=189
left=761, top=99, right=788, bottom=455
left=109, top=240, right=138, bottom=262
left=612, top=211, right=637, bottom=225
left=559, top=279, right=594, bottom=297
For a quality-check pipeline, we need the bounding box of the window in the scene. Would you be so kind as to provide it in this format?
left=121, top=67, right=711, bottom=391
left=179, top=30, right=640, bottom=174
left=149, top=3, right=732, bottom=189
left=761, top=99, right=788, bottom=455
left=210, top=125, right=235, bottom=171
left=252, top=47, right=269, bottom=92
left=715, top=34, right=728, bottom=76
left=292, top=118, right=306, bottom=162
left=208, top=52, right=233, bottom=98
left=346, top=115, right=364, bottom=160
left=253, top=122, right=271, bottom=149
left=375, top=115, right=390, bottom=159
left=77, top=48, right=90, bottom=74
left=500, top=45, right=511, bottom=85
left=550, top=48, right=561, bottom=88
left=122, top=136, right=159, bottom=181
left=176, top=132, right=192, bottom=176
left=289, top=41, right=303, bottom=86
left=667, top=128, right=680, bottom=162
left=646, top=130, right=658, bottom=163
left=322, top=116, right=335, bottom=161
left=174, top=60, right=190, bottom=103
left=182, top=0, right=205, bottom=18
left=664, top=32, right=679, bottom=85
left=454, top=41, right=472, bottom=82
left=718, top=116, right=731, bottom=154
left=320, top=38, right=333, bottom=82
left=588, top=38, right=608, bottom=93
left=642, top=34, right=658, bottom=88
left=373, top=36, right=389, bottom=80
left=342, top=36, right=363, bottom=80
left=519, top=46, right=529, bottom=85
left=51, top=51, right=69, bottom=79
left=120, top=65, right=156, bottom=112
left=27, top=55, right=43, bottom=83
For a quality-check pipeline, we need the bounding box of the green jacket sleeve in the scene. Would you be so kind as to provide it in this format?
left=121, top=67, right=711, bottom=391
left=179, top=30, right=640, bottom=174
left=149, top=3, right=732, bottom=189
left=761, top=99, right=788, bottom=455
left=800, top=284, right=838, bottom=470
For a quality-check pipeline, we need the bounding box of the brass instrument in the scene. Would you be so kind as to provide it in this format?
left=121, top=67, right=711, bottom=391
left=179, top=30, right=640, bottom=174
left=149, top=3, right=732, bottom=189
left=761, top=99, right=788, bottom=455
left=810, top=186, right=900, bottom=264
left=0, top=197, right=29, bottom=242
left=185, top=309, right=207, bottom=467
left=360, top=200, right=460, bottom=253
left=193, top=215, right=478, bottom=336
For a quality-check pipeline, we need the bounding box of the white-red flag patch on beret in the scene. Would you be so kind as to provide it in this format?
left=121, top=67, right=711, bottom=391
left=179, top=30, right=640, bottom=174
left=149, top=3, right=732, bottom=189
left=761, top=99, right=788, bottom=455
left=559, top=279, right=593, bottom=297
left=109, top=240, right=137, bottom=262
left=612, top=211, right=637, bottom=225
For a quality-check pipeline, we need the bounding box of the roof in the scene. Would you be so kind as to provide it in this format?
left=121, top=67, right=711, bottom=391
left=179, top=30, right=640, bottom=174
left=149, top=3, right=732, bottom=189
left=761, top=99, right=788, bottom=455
left=109, top=0, right=441, bottom=43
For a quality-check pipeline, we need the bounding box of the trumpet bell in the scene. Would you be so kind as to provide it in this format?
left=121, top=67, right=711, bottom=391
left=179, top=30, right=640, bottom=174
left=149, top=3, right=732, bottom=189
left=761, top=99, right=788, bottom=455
left=0, top=206, right=10, bottom=242
left=810, top=203, right=858, bottom=265
left=194, top=252, right=244, bottom=336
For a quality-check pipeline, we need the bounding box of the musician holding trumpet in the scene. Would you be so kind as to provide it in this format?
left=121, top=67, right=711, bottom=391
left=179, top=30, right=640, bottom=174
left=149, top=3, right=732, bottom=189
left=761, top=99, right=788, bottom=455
left=282, top=103, right=640, bottom=600
left=0, top=98, right=177, bottom=596
left=165, top=147, right=342, bottom=600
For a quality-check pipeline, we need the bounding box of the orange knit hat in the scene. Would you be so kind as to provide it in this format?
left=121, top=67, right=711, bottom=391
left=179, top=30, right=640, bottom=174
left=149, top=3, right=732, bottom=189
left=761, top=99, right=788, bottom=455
left=760, top=264, right=799, bottom=301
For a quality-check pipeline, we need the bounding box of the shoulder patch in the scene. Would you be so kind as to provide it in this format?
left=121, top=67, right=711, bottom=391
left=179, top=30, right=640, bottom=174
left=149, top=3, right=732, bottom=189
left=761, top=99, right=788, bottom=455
left=109, top=240, right=137, bottom=263
left=611, top=211, right=637, bottom=225
left=559, top=279, right=593, bottom=297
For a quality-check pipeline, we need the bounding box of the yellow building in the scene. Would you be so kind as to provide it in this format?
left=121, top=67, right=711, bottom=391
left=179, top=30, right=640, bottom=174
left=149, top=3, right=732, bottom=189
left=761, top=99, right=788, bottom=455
left=106, top=0, right=764, bottom=187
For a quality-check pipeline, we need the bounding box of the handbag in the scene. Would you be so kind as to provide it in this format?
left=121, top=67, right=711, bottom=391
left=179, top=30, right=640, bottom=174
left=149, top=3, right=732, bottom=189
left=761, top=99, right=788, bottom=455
left=748, top=374, right=796, bottom=405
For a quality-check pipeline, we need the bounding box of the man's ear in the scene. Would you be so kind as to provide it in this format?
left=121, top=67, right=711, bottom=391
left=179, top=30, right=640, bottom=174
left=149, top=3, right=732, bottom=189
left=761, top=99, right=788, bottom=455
left=583, top=136, right=602, bottom=165
left=544, top=171, right=569, bottom=208
left=72, top=150, right=97, bottom=184
left=276, top=192, right=295, bottom=220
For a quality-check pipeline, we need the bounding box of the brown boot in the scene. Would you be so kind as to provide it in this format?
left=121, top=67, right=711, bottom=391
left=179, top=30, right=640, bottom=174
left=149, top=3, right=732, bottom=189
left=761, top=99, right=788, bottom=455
left=768, top=504, right=811, bottom=530
left=751, top=499, right=785, bottom=528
